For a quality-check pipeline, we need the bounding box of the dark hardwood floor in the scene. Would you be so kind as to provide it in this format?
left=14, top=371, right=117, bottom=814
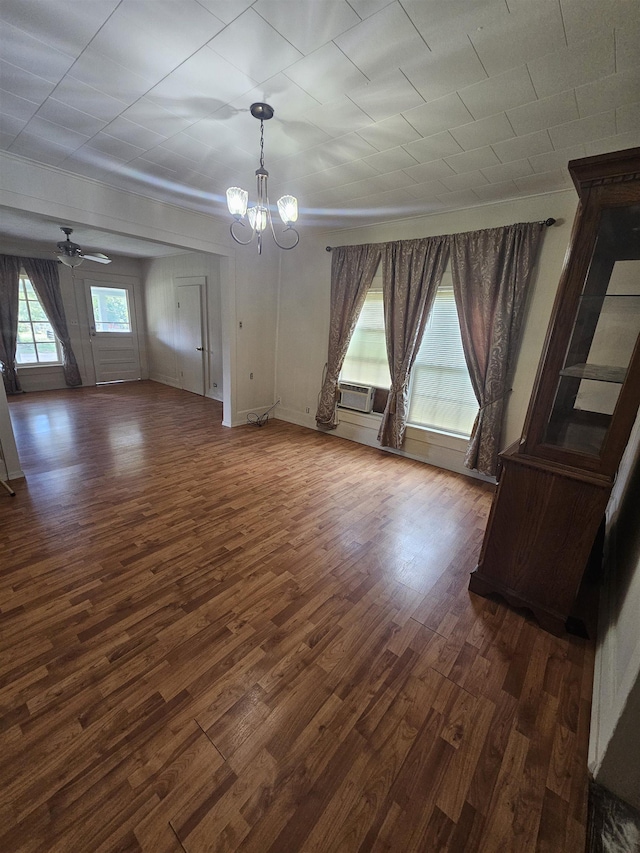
left=0, top=381, right=594, bottom=852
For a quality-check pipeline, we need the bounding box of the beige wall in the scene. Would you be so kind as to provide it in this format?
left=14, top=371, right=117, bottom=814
left=275, top=189, right=579, bottom=477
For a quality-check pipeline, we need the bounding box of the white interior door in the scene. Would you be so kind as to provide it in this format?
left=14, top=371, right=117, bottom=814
left=86, top=282, right=141, bottom=383
left=176, top=281, right=205, bottom=395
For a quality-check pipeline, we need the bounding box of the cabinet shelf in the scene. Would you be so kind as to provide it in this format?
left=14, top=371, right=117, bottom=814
left=559, top=363, right=628, bottom=383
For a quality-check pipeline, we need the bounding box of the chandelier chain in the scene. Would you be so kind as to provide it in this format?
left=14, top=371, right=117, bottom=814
left=259, top=120, right=265, bottom=170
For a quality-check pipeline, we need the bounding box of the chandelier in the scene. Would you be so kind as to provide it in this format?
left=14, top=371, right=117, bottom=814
left=226, top=103, right=299, bottom=254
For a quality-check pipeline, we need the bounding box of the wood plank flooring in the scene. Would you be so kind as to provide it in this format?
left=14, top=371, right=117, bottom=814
left=0, top=381, right=594, bottom=852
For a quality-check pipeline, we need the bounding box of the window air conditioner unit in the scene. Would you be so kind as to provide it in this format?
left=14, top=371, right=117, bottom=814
left=338, top=382, right=375, bottom=413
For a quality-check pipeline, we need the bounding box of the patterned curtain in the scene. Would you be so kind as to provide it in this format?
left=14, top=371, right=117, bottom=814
left=21, top=258, right=82, bottom=387
left=450, top=222, right=544, bottom=476
left=378, top=236, right=449, bottom=448
left=0, top=255, right=23, bottom=394
left=316, top=244, right=382, bottom=429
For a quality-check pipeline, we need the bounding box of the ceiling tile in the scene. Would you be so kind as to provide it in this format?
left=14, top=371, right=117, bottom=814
left=344, top=168, right=417, bottom=198
left=83, top=133, right=146, bottom=162
left=0, top=21, right=75, bottom=83
left=575, top=70, right=640, bottom=118
left=403, top=0, right=508, bottom=47
left=229, top=73, right=321, bottom=123
left=257, top=118, right=332, bottom=159
left=480, top=158, right=534, bottom=183
left=358, top=186, right=424, bottom=209
left=528, top=35, right=616, bottom=100
left=363, top=146, right=420, bottom=173
left=507, top=91, right=579, bottom=137
left=559, top=0, right=636, bottom=46
left=284, top=42, right=369, bottom=104
left=492, top=129, right=553, bottom=163
left=101, top=116, right=167, bottom=150
left=86, top=0, right=225, bottom=82
left=528, top=144, right=587, bottom=174
left=209, top=9, right=303, bottom=83
left=514, top=169, right=573, bottom=194
left=617, top=102, right=640, bottom=134
left=440, top=170, right=489, bottom=191
left=254, top=0, right=360, bottom=54
left=469, top=3, right=566, bottom=76
left=444, top=145, right=501, bottom=174
left=305, top=133, right=379, bottom=171
left=347, top=0, right=395, bottom=19
left=121, top=99, right=192, bottom=137
left=49, top=76, right=128, bottom=123
left=405, top=179, right=449, bottom=199
left=0, top=89, right=40, bottom=122
left=195, top=0, right=254, bottom=25
left=615, top=22, right=640, bottom=71
left=450, top=113, right=515, bottom=150
left=334, top=3, right=430, bottom=78
left=148, top=48, right=256, bottom=117
left=21, top=115, right=90, bottom=149
left=584, top=129, right=640, bottom=156
left=458, top=66, right=538, bottom=121
left=0, top=59, right=55, bottom=104
left=403, top=42, right=487, bottom=103
left=306, top=96, right=373, bottom=138
left=473, top=180, right=522, bottom=203
left=0, top=111, right=28, bottom=139
left=403, top=93, right=473, bottom=138
left=348, top=70, right=424, bottom=122
left=66, top=51, right=155, bottom=104
left=437, top=188, right=482, bottom=208
left=402, top=159, right=456, bottom=183
left=356, top=115, right=421, bottom=151
left=0, top=0, right=120, bottom=58
left=548, top=111, right=615, bottom=149
left=8, top=130, right=77, bottom=165
left=403, top=131, right=463, bottom=163
left=35, top=98, right=107, bottom=137
left=313, top=158, right=380, bottom=190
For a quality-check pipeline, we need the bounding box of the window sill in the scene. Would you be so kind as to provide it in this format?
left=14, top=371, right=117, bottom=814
left=336, top=407, right=470, bottom=451
left=17, top=363, right=63, bottom=370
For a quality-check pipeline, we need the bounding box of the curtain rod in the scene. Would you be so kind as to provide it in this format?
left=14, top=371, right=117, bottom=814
left=325, top=218, right=557, bottom=251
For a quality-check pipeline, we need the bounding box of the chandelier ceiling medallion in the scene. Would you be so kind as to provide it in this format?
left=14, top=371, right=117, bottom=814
left=226, top=103, right=299, bottom=254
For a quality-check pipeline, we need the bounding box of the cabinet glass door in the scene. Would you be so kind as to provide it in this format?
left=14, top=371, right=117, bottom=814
left=543, top=203, right=640, bottom=457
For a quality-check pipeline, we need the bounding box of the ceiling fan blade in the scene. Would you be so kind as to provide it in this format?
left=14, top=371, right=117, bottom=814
left=82, top=253, right=112, bottom=264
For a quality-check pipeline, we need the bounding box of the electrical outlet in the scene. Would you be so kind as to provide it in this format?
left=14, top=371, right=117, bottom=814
left=250, top=372, right=253, bottom=379
left=239, top=321, right=243, bottom=328
left=305, top=407, right=310, bottom=414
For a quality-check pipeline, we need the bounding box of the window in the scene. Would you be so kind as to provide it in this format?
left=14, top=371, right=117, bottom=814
left=341, top=274, right=478, bottom=437
left=90, top=286, right=131, bottom=333
left=16, top=274, right=62, bottom=365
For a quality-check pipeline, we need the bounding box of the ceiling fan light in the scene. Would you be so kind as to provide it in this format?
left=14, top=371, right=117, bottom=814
left=57, top=253, right=84, bottom=268
left=226, top=187, right=248, bottom=218
left=277, top=195, right=298, bottom=225
left=248, top=205, right=267, bottom=233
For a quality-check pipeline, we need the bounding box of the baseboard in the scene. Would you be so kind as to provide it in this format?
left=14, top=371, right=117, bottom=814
left=149, top=373, right=181, bottom=389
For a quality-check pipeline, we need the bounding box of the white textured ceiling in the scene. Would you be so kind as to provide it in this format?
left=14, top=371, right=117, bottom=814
left=0, top=0, right=639, bottom=252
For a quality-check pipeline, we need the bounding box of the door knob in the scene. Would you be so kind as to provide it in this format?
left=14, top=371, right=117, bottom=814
left=196, top=347, right=204, bottom=351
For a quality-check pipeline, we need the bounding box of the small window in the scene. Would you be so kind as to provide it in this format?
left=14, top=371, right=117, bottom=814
left=341, top=290, right=391, bottom=389
left=16, top=275, right=62, bottom=365
left=90, top=286, right=132, bottom=333
left=407, top=281, right=478, bottom=436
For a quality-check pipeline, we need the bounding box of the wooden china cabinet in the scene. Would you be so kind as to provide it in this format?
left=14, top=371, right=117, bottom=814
left=470, top=147, right=640, bottom=635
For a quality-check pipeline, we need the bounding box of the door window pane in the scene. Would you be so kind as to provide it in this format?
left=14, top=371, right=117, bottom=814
left=90, top=286, right=131, bottom=333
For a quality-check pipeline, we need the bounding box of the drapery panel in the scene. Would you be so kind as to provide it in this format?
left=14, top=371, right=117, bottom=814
left=378, top=236, right=449, bottom=448
left=21, top=258, right=82, bottom=387
left=450, top=221, right=544, bottom=476
left=0, top=255, right=23, bottom=394
left=316, top=244, right=382, bottom=429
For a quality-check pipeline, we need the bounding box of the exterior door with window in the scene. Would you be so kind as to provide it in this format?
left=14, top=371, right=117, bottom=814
left=86, top=282, right=141, bottom=383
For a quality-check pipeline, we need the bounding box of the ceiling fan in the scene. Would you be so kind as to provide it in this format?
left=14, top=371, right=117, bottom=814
left=56, top=227, right=112, bottom=268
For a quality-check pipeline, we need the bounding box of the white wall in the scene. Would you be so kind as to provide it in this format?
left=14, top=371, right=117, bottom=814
left=143, top=252, right=223, bottom=399
left=590, top=412, right=640, bottom=811
left=275, top=190, right=579, bottom=477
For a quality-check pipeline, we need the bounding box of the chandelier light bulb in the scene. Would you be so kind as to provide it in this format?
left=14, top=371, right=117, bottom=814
left=226, top=187, right=248, bottom=218
left=248, top=206, right=268, bottom=233
left=277, top=195, right=298, bottom=225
